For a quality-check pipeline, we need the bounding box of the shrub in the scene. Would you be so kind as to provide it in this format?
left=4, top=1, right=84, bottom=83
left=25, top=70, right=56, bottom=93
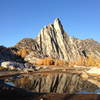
left=35, top=58, right=69, bottom=66
left=36, top=59, right=44, bottom=65
left=55, top=59, right=68, bottom=66
left=44, top=58, right=54, bottom=65
left=36, top=58, right=54, bottom=66
left=71, top=54, right=100, bottom=67
left=17, top=48, right=29, bottom=58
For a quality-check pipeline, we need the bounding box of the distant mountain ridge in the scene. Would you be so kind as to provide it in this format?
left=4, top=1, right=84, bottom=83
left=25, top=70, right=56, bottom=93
left=15, top=18, right=100, bottom=61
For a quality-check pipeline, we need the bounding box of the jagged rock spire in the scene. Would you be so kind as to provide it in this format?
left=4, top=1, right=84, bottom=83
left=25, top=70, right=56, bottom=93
left=36, top=18, right=81, bottom=61
left=53, top=18, right=64, bottom=33
left=54, top=18, right=62, bottom=28
left=14, top=18, right=100, bottom=61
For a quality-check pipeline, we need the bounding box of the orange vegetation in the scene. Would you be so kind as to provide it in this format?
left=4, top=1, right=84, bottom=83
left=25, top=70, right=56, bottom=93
left=34, top=58, right=68, bottom=66
left=35, top=54, right=100, bottom=67
left=70, top=54, right=100, bottom=67
left=36, top=58, right=55, bottom=66
left=17, top=48, right=29, bottom=58
left=55, top=59, right=68, bottom=66
left=16, top=48, right=100, bottom=67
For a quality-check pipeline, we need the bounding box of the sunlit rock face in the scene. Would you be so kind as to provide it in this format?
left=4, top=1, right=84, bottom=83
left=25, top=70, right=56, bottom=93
left=72, top=38, right=100, bottom=59
left=36, top=18, right=81, bottom=61
left=15, top=38, right=41, bottom=52
left=14, top=18, right=100, bottom=62
left=14, top=73, right=99, bottom=93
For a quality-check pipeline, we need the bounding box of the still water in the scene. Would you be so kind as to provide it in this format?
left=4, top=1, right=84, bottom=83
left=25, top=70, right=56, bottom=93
left=6, top=82, right=100, bottom=94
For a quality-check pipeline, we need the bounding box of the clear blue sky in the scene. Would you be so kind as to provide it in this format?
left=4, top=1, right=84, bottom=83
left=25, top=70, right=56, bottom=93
left=0, top=0, right=100, bottom=47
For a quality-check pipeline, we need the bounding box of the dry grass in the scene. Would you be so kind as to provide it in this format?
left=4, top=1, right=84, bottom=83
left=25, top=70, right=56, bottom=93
left=70, top=54, right=100, bottom=67
left=34, top=58, right=68, bottom=66
left=55, top=59, right=68, bottom=66
left=31, top=55, right=100, bottom=67
left=15, top=49, right=100, bottom=67
left=36, top=58, right=55, bottom=66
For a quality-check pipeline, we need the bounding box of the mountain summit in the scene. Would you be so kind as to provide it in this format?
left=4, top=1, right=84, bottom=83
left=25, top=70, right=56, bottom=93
left=15, top=18, right=100, bottom=61
left=53, top=18, right=64, bottom=33
left=36, top=18, right=80, bottom=61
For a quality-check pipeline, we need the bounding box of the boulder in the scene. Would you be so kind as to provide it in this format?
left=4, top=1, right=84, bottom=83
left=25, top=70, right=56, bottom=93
left=24, top=51, right=47, bottom=64
left=1, top=61, right=24, bottom=70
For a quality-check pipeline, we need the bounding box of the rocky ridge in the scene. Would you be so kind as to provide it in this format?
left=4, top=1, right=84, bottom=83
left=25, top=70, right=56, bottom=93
left=36, top=18, right=81, bottom=61
left=14, top=18, right=100, bottom=62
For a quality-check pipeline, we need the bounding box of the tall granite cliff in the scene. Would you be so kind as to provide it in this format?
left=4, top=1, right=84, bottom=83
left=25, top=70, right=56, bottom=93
left=36, top=18, right=81, bottom=61
left=15, top=18, right=100, bottom=62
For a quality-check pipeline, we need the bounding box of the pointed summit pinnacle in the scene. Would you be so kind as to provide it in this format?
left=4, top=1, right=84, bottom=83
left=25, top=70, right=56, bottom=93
left=54, top=18, right=64, bottom=33
left=54, top=18, right=60, bottom=22
left=54, top=18, right=61, bottom=25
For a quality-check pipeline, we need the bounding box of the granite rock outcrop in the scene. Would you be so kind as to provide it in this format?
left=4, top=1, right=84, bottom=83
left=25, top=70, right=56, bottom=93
left=36, top=18, right=81, bottom=61
left=14, top=18, right=100, bottom=62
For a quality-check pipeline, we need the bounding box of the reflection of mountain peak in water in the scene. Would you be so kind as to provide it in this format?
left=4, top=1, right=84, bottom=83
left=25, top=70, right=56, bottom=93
left=14, top=72, right=99, bottom=93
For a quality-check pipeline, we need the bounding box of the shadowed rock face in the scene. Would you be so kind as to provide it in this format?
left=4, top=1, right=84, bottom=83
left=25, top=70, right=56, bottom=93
left=14, top=73, right=99, bottom=94
left=0, top=46, right=24, bottom=63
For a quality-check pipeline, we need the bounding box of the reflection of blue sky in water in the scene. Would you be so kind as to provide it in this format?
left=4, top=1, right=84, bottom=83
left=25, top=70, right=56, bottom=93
left=79, top=89, right=100, bottom=94
left=5, top=82, right=100, bottom=94
left=5, top=82, right=15, bottom=87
